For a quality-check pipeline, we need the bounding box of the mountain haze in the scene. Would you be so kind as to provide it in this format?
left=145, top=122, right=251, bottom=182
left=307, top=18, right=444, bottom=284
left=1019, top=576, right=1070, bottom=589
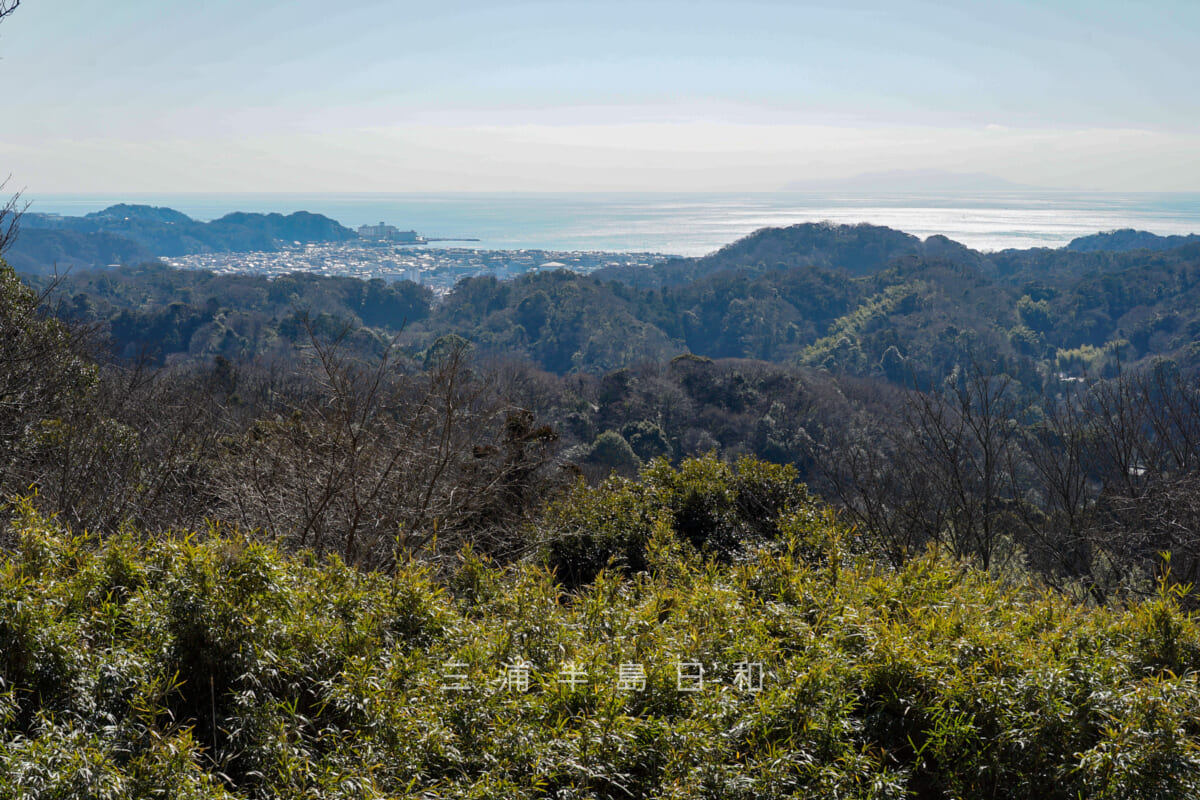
left=16, top=204, right=357, bottom=260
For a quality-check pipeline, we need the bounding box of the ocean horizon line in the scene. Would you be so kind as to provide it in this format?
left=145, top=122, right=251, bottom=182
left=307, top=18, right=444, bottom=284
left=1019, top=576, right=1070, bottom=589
left=20, top=190, right=1200, bottom=258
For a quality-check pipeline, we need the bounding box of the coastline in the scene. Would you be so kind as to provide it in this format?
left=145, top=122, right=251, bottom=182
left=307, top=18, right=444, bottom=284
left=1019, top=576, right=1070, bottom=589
left=24, top=191, right=1200, bottom=257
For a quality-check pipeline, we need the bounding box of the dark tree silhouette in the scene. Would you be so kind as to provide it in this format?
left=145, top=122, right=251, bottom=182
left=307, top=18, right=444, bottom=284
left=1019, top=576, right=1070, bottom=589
left=2, top=0, right=26, bottom=251
left=0, top=178, right=25, bottom=256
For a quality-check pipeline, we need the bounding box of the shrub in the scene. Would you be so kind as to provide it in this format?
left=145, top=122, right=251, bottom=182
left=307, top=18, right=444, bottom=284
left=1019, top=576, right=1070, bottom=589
left=543, top=454, right=816, bottom=588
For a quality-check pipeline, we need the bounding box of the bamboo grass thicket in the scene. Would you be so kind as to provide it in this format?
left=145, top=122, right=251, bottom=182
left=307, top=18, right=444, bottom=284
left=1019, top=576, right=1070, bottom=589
left=3, top=460, right=1200, bottom=799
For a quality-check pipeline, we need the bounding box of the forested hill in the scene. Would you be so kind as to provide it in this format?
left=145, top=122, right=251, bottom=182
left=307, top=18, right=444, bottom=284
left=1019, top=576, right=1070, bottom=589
left=593, top=221, right=937, bottom=288
left=15, top=204, right=357, bottom=266
left=3, top=228, right=161, bottom=274
left=594, top=221, right=1184, bottom=289
left=429, top=223, right=1200, bottom=379
left=595, top=221, right=921, bottom=287
left=38, top=221, right=1200, bottom=386
left=1066, top=228, right=1200, bottom=253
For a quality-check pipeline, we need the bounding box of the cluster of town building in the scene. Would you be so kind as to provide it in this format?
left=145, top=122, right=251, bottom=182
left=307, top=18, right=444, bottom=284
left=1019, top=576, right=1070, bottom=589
left=163, top=239, right=667, bottom=294
left=356, top=222, right=424, bottom=243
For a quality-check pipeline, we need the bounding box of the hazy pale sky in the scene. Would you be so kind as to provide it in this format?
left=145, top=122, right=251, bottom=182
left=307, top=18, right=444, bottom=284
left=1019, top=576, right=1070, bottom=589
left=3, top=0, right=1198, bottom=192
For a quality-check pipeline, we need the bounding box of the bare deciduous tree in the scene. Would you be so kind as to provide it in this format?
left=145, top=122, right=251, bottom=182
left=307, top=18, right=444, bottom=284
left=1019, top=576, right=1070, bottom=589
left=818, top=359, right=1023, bottom=571
left=1011, top=383, right=1109, bottom=601
left=0, top=177, right=27, bottom=256
left=209, top=323, right=562, bottom=570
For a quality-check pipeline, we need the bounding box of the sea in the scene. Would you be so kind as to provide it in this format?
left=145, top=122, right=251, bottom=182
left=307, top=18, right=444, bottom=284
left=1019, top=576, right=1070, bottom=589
left=24, top=192, right=1200, bottom=258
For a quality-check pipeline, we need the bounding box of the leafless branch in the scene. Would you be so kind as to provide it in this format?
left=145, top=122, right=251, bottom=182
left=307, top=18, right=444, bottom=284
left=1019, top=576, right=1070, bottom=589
left=0, top=176, right=29, bottom=256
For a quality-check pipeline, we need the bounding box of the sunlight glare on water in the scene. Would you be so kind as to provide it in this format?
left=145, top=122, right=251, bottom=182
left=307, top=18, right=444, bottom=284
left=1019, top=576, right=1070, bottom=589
left=27, top=192, right=1200, bottom=258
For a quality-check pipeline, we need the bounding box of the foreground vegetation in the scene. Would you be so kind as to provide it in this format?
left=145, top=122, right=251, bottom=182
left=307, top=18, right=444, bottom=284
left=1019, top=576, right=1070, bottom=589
left=4, top=475, right=1200, bottom=799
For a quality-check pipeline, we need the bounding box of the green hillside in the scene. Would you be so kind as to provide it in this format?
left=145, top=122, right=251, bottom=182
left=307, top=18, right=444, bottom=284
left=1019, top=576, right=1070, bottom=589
left=31, top=222, right=1200, bottom=384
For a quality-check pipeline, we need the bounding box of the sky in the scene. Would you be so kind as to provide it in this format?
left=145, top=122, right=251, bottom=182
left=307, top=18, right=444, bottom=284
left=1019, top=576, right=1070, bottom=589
left=2, top=0, right=1199, bottom=193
